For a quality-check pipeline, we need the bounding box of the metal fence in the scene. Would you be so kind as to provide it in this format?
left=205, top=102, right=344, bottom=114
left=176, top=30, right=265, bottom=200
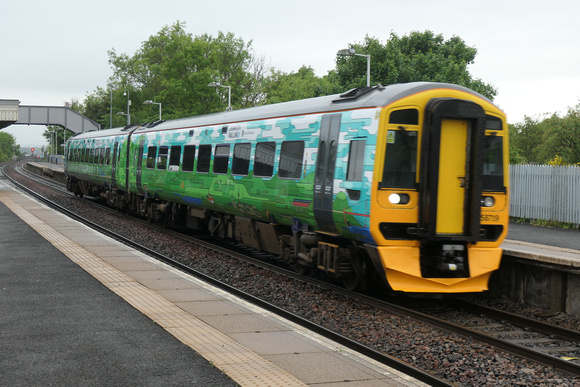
left=509, top=164, right=580, bottom=224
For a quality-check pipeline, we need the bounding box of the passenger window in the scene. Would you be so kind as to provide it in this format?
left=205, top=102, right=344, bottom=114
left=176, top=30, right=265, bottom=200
left=182, top=145, right=196, bottom=172
left=346, top=140, right=366, bottom=181
left=213, top=144, right=230, bottom=174
left=380, top=129, right=418, bottom=188
left=157, top=146, right=168, bottom=170
left=197, top=145, right=212, bottom=173
left=105, top=148, right=111, bottom=165
left=169, top=145, right=181, bottom=171
left=254, top=142, right=276, bottom=177
left=146, top=146, right=157, bottom=169
left=279, top=141, right=304, bottom=179
left=232, top=143, right=251, bottom=175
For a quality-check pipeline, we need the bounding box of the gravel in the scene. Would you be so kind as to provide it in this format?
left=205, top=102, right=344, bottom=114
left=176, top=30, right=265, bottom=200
left=6, top=163, right=580, bottom=386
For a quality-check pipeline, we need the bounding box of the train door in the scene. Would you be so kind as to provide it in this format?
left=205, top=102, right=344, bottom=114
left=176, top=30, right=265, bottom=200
left=436, top=119, right=468, bottom=234
left=419, top=99, right=485, bottom=241
left=136, top=136, right=145, bottom=194
left=111, top=142, right=118, bottom=187
left=313, top=114, right=341, bottom=233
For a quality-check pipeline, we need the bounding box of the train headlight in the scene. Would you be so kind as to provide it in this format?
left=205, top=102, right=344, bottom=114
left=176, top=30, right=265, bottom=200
left=389, top=193, right=410, bottom=205
left=481, top=196, right=495, bottom=207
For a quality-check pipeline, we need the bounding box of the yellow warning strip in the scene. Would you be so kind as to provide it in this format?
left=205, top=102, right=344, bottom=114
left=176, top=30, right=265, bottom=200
left=0, top=188, right=305, bottom=387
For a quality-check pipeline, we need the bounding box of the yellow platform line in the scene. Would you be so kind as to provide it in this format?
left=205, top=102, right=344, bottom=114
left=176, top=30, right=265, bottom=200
left=0, top=188, right=305, bottom=387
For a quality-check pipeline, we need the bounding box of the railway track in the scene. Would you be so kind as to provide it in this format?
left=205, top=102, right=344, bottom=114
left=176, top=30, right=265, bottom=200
left=402, top=298, right=580, bottom=376
left=1, top=161, right=449, bottom=386
left=4, top=160, right=580, bottom=383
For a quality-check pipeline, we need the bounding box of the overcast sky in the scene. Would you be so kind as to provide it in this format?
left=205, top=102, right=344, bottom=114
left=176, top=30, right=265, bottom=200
left=2, top=0, right=580, bottom=148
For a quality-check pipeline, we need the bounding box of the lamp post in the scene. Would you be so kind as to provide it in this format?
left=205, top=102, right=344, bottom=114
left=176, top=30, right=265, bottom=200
left=108, top=83, right=113, bottom=129
left=336, top=48, right=371, bottom=87
left=143, top=100, right=162, bottom=120
left=123, top=89, right=131, bottom=125
left=116, top=112, right=127, bottom=126
left=208, top=82, right=232, bottom=111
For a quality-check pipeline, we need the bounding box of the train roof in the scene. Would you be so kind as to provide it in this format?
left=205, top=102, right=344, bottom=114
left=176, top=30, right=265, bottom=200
left=69, top=82, right=493, bottom=140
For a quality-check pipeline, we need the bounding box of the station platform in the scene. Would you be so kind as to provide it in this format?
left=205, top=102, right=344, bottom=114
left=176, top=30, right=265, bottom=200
left=0, top=176, right=423, bottom=385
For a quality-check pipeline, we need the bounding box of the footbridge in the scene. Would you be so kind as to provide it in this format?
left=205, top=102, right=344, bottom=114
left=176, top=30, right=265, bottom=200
left=0, top=99, right=100, bottom=133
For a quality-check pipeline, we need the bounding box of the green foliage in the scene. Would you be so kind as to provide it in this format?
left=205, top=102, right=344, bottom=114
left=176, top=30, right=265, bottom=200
left=508, top=117, right=545, bottom=163
left=510, top=106, right=580, bottom=165
left=335, top=32, right=497, bottom=100
left=42, top=125, right=69, bottom=155
left=0, top=132, right=19, bottom=162
left=539, top=107, right=580, bottom=164
left=83, top=21, right=267, bottom=128
left=262, top=66, right=341, bottom=104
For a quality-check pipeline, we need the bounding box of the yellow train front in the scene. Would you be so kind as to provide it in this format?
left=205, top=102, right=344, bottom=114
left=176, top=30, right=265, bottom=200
left=370, top=85, right=508, bottom=293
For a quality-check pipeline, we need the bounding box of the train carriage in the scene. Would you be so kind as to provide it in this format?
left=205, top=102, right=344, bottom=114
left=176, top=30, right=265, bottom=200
left=65, top=82, right=509, bottom=293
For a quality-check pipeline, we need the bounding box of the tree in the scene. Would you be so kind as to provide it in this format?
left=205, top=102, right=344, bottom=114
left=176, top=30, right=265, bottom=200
left=42, top=126, right=68, bottom=156
left=262, top=66, right=341, bottom=104
left=335, top=32, right=497, bottom=100
left=509, top=117, right=547, bottom=164
left=93, top=21, right=266, bottom=127
left=538, top=106, right=580, bottom=164
left=0, top=132, right=19, bottom=162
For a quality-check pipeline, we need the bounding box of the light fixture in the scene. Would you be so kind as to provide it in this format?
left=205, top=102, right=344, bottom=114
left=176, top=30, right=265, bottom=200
left=336, top=48, right=371, bottom=87
left=208, top=82, right=232, bottom=111
left=143, top=100, right=162, bottom=120
left=123, top=89, right=131, bottom=125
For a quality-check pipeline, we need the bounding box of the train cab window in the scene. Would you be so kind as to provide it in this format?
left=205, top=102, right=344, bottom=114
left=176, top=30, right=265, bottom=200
left=213, top=144, right=230, bottom=174
left=232, top=143, right=251, bottom=175
left=380, top=129, right=418, bottom=188
left=482, top=115, right=505, bottom=191
left=197, top=144, right=212, bottom=173
left=347, top=140, right=366, bottom=181
left=182, top=145, right=196, bottom=172
left=157, top=146, right=169, bottom=170
left=146, top=146, right=157, bottom=169
left=389, top=109, right=419, bottom=125
left=254, top=142, right=275, bottom=177
left=482, top=135, right=505, bottom=191
left=169, top=145, right=181, bottom=171
left=279, top=141, right=304, bottom=179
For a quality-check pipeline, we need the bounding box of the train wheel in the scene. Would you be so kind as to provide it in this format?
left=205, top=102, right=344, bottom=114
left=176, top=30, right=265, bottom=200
left=341, top=256, right=369, bottom=291
left=342, top=275, right=361, bottom=291
left=294, top=263, right=312, bottom=276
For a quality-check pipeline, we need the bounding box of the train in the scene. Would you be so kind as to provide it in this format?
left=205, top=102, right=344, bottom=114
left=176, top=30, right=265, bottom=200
left=64, top=82, right=509, bottom=293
